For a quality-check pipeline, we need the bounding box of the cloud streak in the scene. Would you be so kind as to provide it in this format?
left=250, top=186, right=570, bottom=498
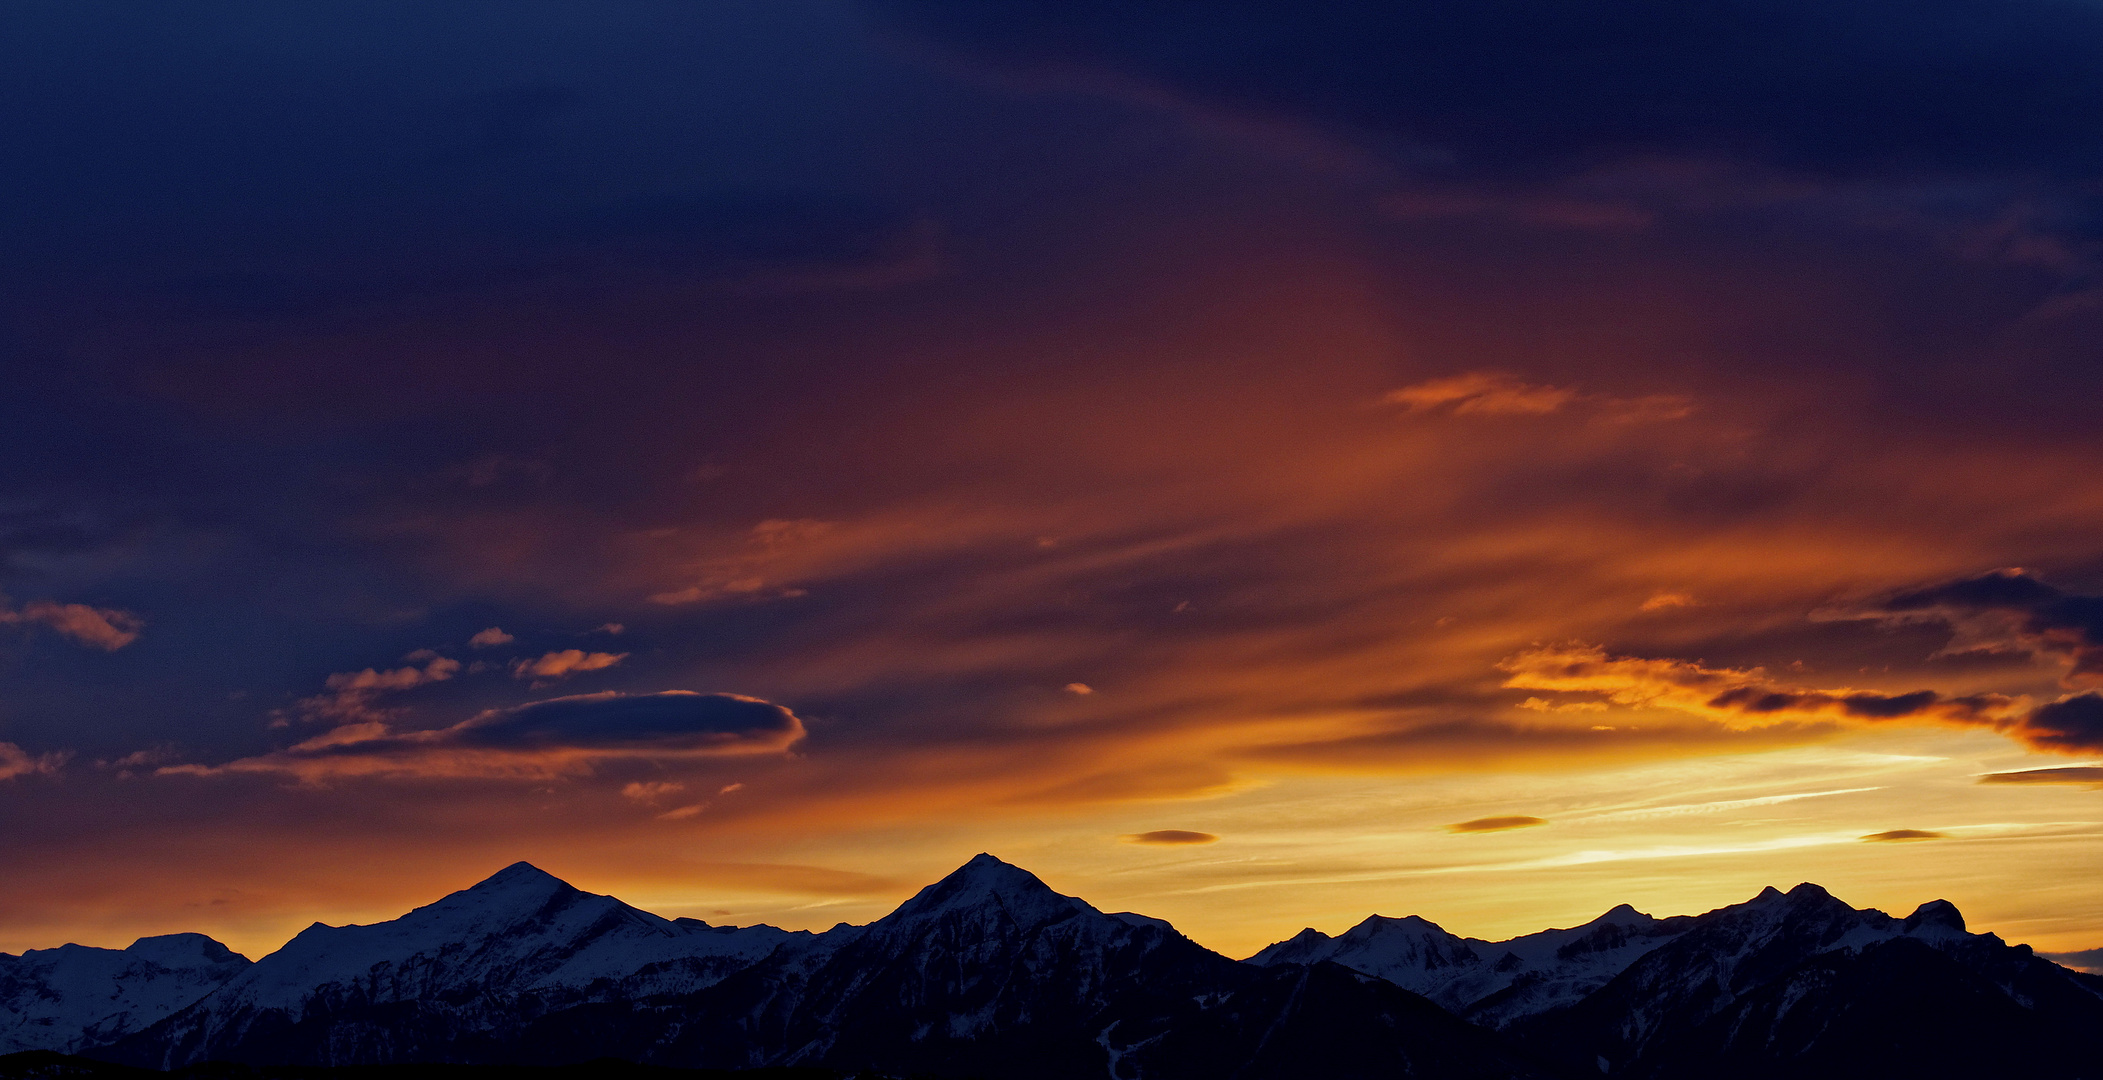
left=511, top=649, right=627, bottom=681
left=1500, top=641, right=2103, bottom=754
left=165, top=691, right=807, bottom=781
left=1447, top=815, right=1547, bottom=833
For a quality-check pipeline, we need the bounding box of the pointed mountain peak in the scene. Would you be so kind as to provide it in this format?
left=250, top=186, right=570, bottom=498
left=1244, top=926, right=1332, bottom=964
left=472, top=861, right=570, bottom=891
left=408, top=861, right=590, bottom=928
left=952, top=851, right=1033, bottom=881
left=1905, top=898, right=1966, bottom=933
left=886, top=854, right=1085, bottom=926
left=1750, top=885, right=1787, bottom=903
left=930, top=853, right=1060, bottom=897
left=1785, top=881, right=1832, bottom=900
left=1589, top=902, right=1654, bottom=928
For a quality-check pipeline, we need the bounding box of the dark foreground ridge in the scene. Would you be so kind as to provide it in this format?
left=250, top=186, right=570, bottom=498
left=0, top=1052, right=865, bottom=1080
left=2, top=857, right=2098, bottom=1080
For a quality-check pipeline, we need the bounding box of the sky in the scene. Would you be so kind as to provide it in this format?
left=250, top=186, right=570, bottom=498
left=6, top=0, right=2103, bottom=964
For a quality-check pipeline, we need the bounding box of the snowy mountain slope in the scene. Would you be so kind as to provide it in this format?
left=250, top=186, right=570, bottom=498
left=1248, top=902, right=1690, bottom=1025
left=638, top=853, right=1253, bottom=1078
left=534, top=854, right=1552, bottom=1080
left=0, top=935, right=250, bottom=1053
left=99, top=862, right=807, bottom=1067
left=66, top=858, right=2102, bottom=1080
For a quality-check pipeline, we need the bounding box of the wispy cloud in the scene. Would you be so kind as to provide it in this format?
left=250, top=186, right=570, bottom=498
left=1979, top=766, right=2103, bottom=787
left=0, top=599, right=141, bottom=650
left=293, top=655, right=461, bottom=724
left=1383, top=372, right=1690, bottom=422
left=165, top=691, right=806, bottom=781
left=511, top=649, right=627, bottom=681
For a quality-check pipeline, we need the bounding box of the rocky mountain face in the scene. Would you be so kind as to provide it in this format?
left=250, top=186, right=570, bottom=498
left=4, top=858, right=2087, bottom=1080
left=1512, top=884, right=2103, bottom=1079
left=0, top=935, right=250, bottom=1054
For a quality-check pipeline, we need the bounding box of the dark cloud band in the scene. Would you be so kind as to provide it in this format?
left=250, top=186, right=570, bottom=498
left=162, top=691, right=806, bottom=781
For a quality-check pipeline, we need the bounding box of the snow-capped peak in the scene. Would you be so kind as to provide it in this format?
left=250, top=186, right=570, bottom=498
left=1591, top=903, right=1653, bottom=928
left=884, top=853, right=1087, bottom=927
left=202, top=863, right=800, bottom=1014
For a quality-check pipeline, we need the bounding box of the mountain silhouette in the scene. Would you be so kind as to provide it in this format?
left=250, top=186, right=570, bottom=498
left=0, top=856, right=2078, bottom=1080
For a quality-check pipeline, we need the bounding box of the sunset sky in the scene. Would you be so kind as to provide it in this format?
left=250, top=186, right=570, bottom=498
left=7, top=1, right=2103, bottom=964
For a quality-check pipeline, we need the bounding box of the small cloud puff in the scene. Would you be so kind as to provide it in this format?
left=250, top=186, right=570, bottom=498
left=0, top=742, right=68, bottom=781
left=1064, top=682, right=1095, bottom=695
left=1640, top=592, right=1697, bottom=612
left=0, top=599, right=142, bottom=650
left=1861, top=829, right=1945, bottom=842
left=512, top=649, right=627, bottom=681
left=1122, top=829, right=1219, bottom=845
left=621, top=780, right=684, bottom=804
left=469, top=627, right=515, bottom=648
left=162, top=691, right=807, bottom=781
left=295, top=656, right=461, bottom=723
left=1447, top=815, right=1548, bottom=833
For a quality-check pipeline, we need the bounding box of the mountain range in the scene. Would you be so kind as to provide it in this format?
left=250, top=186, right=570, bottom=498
left=1, top=855, right=2096, bottom=1079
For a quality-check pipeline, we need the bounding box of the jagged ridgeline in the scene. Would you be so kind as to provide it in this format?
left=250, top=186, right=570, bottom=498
left=1, top=855, right=2098, bottom=1080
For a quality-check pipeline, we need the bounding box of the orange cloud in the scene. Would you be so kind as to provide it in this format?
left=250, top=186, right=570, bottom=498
left=1861, top=829, right=1944, bottom=842
left=295, top=655, right=461, bottom=723
left=0, top=599, right=142, bottom=650
left=1382, top=372, right=1691, bottom=422
left=0, top=742, right=68, bottom=781
left=621, top=780, right=685, bottom=804
left=1384, top=372, right=1576, bottom=415
left=1500, top=643, right=2021, bottom=729
left=1123, top=829, right=1219, bottom=845
left=511, top=649, right=627, bottom=681
left=468, top=627, right=514, bottom=648
left=1447, top=815, right=1547, bottom=833
left=1497, top=642, right=2103, bottom=754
